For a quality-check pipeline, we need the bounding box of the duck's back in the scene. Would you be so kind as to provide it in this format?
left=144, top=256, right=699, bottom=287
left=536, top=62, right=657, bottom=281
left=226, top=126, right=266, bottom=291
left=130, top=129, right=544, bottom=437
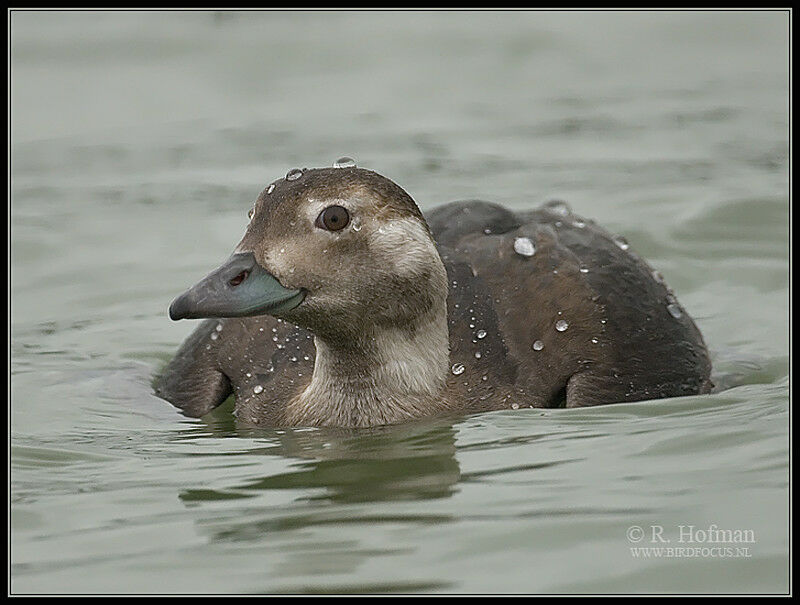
left=428, top=199, right=713, bottom=408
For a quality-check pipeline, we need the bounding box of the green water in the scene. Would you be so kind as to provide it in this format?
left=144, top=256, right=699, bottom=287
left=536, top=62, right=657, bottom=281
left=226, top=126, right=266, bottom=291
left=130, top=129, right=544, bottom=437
left=10, top=11, right=789, bottom=594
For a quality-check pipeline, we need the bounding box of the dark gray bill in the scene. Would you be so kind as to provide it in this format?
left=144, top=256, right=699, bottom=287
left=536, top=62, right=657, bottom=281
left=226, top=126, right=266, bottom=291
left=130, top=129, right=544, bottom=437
left=169, top=252, right=305, bottom=320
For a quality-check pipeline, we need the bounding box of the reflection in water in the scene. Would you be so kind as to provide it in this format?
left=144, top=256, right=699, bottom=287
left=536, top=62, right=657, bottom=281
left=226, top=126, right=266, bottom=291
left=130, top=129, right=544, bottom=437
left=175, top=415, right=461, bottom=587
left=179, top=413, right=460, bottom=574
left=181, top=413, right=461, bottom=506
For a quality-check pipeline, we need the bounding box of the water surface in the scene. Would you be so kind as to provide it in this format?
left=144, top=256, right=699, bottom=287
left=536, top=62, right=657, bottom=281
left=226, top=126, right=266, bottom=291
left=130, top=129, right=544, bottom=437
left=11, top=10, right=789, bottom=594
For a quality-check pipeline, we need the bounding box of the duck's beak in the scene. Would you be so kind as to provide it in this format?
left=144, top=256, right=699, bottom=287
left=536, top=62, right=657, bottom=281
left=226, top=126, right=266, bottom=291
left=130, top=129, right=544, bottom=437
left=168, top=252, right=305, bottom=321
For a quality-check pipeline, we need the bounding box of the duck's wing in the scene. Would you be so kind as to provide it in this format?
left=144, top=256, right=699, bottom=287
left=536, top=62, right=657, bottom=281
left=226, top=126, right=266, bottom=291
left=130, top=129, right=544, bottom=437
left=153, top=319, right=232, bottom=417
left=426, top=200, right=712, bottom=408
left=155, top=313, right=317, bottom=422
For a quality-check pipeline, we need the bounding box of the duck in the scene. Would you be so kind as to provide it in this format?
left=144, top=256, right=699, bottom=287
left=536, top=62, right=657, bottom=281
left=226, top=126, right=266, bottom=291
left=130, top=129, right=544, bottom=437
left=154, top=162, right=713, bottom=427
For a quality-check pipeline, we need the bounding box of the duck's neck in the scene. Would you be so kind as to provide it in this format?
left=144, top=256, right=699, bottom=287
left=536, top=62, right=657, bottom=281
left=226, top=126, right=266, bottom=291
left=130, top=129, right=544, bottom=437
left=286, top=304, right=450, bottom=427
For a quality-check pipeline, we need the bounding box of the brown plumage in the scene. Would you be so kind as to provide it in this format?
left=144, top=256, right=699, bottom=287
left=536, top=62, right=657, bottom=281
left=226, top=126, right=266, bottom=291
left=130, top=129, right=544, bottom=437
left=155, top=167, right=712, bottom=427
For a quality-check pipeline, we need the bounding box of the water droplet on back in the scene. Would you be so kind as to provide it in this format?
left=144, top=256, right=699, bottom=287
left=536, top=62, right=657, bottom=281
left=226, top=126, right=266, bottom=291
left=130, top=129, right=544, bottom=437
left=514, top=236, right=536, bottom=257
left=285, top=168, right=303, bottom=181
left=555, top=319, right=569, bottom=332
left=267, top=183, right=275, bottom=194
left=451, top=363, right=465, bottom=375
left=543, top=200, right=572, bottom=216
left=532, top=340, right=544, bottom=351
left=476, top=329, right=487, bottom=339
left=667, top=302, right=683, bottom=318
left=253, top=385, right=263, bottom=394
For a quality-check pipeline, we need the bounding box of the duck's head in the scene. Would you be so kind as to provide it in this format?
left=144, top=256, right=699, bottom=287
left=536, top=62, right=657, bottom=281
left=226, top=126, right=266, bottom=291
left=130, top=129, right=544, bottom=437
left=169, top=166, right=448, bottom=342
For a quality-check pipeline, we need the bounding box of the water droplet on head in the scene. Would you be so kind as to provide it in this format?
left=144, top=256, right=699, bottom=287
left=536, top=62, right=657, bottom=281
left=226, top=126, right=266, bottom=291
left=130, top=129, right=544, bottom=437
left=532, top=340, right=544, bottom=351
left=253, top=385, right=263, bottom=394
left=333, top=156, right=356, bottom=168
left=514, top=236, right=536, bottom=257
left=451, top=363, right=465, bottom=375
left=555, top=319, right=569, bottom=332
left=285, top=168, right=303, bottom=181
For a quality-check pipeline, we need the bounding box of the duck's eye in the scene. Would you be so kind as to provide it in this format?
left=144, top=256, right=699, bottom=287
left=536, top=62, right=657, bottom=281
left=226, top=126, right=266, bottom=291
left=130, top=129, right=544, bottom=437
left=316, top=205, right=350, bottom=231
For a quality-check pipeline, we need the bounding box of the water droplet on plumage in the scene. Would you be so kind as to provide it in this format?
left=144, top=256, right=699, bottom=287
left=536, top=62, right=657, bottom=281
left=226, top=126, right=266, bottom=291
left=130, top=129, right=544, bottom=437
left=667, top=302, right=683, bottom=318
left=555, top=319, right=569, bottom=332
left=267, top=183, right=275, bottom=194
left=333, top=156, right=356, bottom=168
left=613, top=235, right=630, bottom=251
left=451, top=363, right=465, bottom=375
left=514, top=236, right=536, bottom=257
left=476, top=329, right=487, bottom=339
left=253, top=385, right=263, bottom=394
left=285, top=168, right=303, bottom=181
left=532, top=340, right=544, bottom=351
left=543, top=200, right=572, bottom=216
